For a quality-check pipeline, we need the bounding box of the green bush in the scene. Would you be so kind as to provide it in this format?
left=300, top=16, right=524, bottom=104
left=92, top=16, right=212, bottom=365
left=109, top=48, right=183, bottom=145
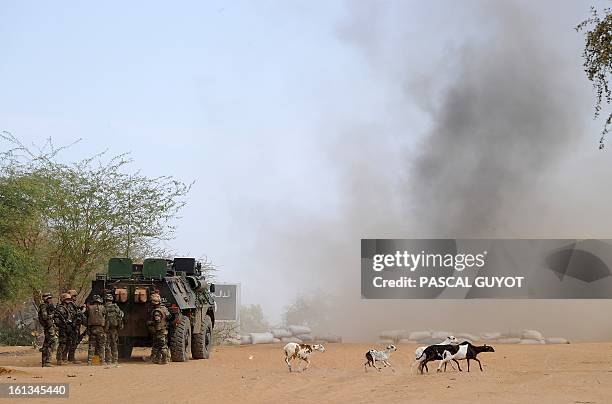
left=0, top=322, right=37, bottom=346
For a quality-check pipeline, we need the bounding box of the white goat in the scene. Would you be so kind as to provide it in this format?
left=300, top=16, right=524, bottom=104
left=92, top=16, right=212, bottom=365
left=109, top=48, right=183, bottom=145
left=364, top=344, right=397, bottom=372
left=410, top=336, right=459, bottom=373
left=283, top=342, right=325, bottom=372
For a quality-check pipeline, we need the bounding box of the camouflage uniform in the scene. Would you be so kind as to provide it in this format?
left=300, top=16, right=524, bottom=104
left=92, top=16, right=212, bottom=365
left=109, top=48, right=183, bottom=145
left=104, top=294, right=124, bottom=366
left=54, top=293, right=73, bottom=365
left=85, top=295, right=107, bottom=365
left=66, top=289, right=83, bottom=363
left=37, top=293, right=58, bottom=367
left=147, top=294, right=170, bottom=364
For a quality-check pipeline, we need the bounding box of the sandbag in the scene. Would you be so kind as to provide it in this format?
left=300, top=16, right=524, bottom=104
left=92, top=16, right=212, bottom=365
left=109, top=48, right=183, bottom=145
left=296, top=334, right=313, bottom=342
left=417, top=338, right=444, bottom=346
left=316, top=335, right=342, bottom=343
left=497, top=338, right=521, bottom=344
left=501, top=330, right=522, bottom=338
left=431, top=331, right=454, bottom=340
left=240, top=335, right=252, bottom=344
left=272, top=338, right=281, bottom=343
left=271, top=328, right=292, bottom=338
left=480, top=332, right=502, bottom=341
left=519, top=338, right=545, bottom=344
left=281, top=337, right=303, bottom=344
left=379, top=330, right=407, bottom=340
left=521, top=329, right=543, bottom=340
left=546, top=337, right=569, bottom=344
left=250, top=332, right=274, bottom=344
left=288, top=325, right=311, bottom=335
left=456, top=333, right=480, bottom=342
left=408, top=331, right=431, bottom=341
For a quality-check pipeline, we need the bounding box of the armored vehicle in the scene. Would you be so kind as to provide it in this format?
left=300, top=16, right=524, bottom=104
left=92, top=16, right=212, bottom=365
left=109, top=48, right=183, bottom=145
left=88, top=257, right=215, bottom=361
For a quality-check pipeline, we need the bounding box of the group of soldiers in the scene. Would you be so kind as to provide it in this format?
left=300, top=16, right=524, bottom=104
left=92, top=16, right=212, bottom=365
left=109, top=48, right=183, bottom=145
left=37, top=291, right=171, bottom=367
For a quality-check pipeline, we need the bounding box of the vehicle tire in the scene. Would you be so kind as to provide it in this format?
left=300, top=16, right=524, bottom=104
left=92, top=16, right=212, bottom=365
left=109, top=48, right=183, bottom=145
left=192, top=315, right=213, bottom=359
left=170, top=315, right=191, bottom=362
left=118, top=343, right=133, bottom=360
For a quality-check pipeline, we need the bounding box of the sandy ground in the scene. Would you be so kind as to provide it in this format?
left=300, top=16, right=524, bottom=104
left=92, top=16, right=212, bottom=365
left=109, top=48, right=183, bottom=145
left=1, top=342, right=612, bottom=404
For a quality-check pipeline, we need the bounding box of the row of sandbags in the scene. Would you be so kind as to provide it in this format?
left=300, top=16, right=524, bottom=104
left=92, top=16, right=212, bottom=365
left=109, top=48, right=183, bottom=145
left=239, top=325, right=342, bottom=345
left=378, top=329, right=570, bottom=345
left=477, top=329, right=569, bottom=344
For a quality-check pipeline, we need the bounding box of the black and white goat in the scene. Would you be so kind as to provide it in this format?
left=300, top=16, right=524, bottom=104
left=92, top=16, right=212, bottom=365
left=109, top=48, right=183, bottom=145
left=411, top=335, right=459, bottom=373
left=437, top=342, right=495, bottom=372
left=283, top=342, right=325, bottom=372
left=364, top=344, right=397, bottom=372
left=417, top=342, right=494, bottom=374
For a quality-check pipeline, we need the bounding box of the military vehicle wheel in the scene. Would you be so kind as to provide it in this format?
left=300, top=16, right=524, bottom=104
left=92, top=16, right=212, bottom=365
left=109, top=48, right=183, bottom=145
left=170, top=316, right=191, bottom=362
left=118, top=343, right=133, bottom=360
left=192, top=315, right=213, bottom=359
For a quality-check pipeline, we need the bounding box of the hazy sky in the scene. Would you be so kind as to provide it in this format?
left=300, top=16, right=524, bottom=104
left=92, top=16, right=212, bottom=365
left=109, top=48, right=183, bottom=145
left=2, top=1, right=611, bottom=329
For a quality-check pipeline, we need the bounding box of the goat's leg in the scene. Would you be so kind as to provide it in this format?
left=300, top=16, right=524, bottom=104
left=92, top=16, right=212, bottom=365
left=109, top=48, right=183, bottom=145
left=453, top=359, right=462, bottom=372
left=419, top=360, right=428, bottom=374
left=467, top=359, right=470, bottom=372
left=285, top=356, right=292, bottom=372
left=475, top=358, right=483, bottom=371
left=437, top=358, right=445, bottom=372
left=384, top=360, right=395, bottom=373
left=302, top=358, right=310, bottom=372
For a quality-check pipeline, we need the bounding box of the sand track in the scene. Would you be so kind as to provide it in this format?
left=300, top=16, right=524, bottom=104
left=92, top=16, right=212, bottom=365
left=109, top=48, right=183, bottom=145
left=1, top=343, right=611, bottom=403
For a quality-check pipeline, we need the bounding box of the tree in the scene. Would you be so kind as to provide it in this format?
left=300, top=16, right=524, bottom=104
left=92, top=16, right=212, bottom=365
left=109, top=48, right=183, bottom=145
left=282, top=292, right=334, bottom=335
left=577, top=7, right=612, bottom=148
left=0, top=132, right=191, bottom=301
left=239, top=304, right=270, bottom=333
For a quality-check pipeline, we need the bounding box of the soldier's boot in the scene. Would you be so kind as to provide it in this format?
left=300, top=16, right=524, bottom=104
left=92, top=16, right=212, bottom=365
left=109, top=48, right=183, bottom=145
left=56, top=350, right=64, bottom=365
left=42, top=349, right=52, bottom=367
left=150, top=346, right=159, bottom=364
left=159, top=348, right=170, bottom=365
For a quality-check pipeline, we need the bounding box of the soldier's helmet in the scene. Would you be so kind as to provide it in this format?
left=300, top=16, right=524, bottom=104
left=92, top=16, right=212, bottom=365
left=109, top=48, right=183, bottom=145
left=60, top=292, right=72, bottom=301
left=104, top=293, right=113, bottom=301
left=92, top=294, right=103, bottom=304
left=42, top=292, right=53, bottom=301
left=68, top=289, right=77, bottom=297
left=150, top=294, right=161, bottom=304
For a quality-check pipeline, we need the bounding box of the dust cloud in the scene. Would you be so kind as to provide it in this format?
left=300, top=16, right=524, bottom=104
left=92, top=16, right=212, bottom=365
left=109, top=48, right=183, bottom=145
left=253, top=1, right=612, bottom=341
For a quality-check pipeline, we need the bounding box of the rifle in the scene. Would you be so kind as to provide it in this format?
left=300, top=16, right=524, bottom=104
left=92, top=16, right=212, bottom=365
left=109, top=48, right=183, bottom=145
left=53, top=307, right=72, bottom=328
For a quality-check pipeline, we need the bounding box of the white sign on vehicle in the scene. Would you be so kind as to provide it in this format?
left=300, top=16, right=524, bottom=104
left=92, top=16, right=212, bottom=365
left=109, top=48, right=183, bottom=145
left=213, top=283, right=240, bottom=322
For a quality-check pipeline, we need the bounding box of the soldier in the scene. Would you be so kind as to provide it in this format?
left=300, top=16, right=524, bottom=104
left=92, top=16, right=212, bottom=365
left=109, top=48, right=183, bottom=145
left=66, top=289, right=84, bottom=364
left=85, top=294, right=106, bottom=366
left=37, top=293, right=58, bottom=367
left=147, top=293, right=170, bottom=364
left=54, top=293, right=73, bottom=365
left=104, top=293, right=124, bottom=367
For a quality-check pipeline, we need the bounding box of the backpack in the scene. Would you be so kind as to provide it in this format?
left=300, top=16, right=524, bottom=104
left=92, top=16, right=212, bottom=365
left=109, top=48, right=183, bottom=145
left=87, top=304, right=105, bottom=326
left=106, top=304, right=124, bottom=329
